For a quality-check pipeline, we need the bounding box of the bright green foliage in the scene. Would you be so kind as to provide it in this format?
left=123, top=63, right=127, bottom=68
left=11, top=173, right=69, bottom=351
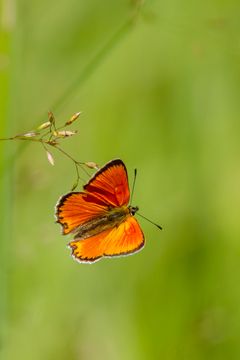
left=1, top=1, right=240, bottom=359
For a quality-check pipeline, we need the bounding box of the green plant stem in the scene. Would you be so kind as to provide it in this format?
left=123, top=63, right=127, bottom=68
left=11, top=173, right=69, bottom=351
left=50, top=20, right=134, bottom=113
left=0, top=24, right=12, bottom=357
left=3, top=12, right=140, bottom=169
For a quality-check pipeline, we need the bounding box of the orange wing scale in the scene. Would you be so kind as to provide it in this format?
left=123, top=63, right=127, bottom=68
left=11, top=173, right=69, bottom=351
left=69, top=216, right=144, bottom=263
left=56, top=192, right=108, bottom=235
left=84, top=159, right=130, bottom=207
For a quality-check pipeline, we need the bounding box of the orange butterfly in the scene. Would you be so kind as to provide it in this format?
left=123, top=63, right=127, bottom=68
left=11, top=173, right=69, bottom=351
left=55, top=159, right=145, bottom=263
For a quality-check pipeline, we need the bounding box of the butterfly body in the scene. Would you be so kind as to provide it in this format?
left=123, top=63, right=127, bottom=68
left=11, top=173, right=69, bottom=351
left=73, top=205, right=138, bottom=239
left=56, top=159, right=144, bottom=263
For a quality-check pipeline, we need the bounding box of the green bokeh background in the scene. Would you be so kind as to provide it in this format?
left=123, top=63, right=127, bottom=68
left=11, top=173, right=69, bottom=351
left=1, top=1, right=240, bottom=359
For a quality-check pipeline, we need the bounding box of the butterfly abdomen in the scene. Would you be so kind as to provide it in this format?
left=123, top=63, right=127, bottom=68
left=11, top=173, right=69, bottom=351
left=74, top=205, right=130, bottom=240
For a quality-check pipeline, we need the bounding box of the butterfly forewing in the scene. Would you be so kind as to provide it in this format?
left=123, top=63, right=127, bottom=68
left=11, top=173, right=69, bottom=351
left=84, top=159, right=130, bottom=207
left=56, top=192, right=108, bottom=235
left=56, top=159, right=130, bottom=235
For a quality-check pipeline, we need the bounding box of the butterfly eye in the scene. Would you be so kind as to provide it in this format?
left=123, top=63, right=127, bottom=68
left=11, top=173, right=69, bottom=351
left=129, top=206, right=139, bottom=216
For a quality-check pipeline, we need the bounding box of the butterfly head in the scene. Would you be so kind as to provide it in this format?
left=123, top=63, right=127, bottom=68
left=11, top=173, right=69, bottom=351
left=129, top=206, right=139, bottom=216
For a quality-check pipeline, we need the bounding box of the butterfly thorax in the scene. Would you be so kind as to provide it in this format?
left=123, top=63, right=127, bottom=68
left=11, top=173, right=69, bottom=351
left=74, top=205, right=138, bottom=239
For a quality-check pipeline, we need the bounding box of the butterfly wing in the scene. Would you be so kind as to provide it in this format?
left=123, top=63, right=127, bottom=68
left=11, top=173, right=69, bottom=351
left=68, top=216, right=145, bottom=263
left=56, top=159, right=130, bottom=235
left=56, top=192, right=109, bottom=235
left=84, top=159, right=130, bottom=207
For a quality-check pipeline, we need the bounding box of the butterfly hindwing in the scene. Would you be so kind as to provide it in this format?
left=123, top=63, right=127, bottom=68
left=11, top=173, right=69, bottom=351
left=69, top=216, right=145, bottom=263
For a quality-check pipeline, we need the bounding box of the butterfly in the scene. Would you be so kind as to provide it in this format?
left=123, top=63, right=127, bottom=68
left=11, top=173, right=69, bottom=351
left=55, top=159, right=145, bottom=263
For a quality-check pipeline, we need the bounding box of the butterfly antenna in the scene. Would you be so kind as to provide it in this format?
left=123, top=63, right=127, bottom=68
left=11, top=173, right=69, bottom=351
left=137, top=212, right=163, bottom=230
left=130, top=168, right=137, bottom=206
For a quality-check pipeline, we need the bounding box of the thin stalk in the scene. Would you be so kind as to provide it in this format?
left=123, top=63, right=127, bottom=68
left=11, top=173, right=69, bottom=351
left=2, top=8, right=143, bottom=169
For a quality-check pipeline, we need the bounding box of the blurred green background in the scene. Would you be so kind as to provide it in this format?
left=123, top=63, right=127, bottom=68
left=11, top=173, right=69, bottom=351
left=1, top=0, right=240, bottom=359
